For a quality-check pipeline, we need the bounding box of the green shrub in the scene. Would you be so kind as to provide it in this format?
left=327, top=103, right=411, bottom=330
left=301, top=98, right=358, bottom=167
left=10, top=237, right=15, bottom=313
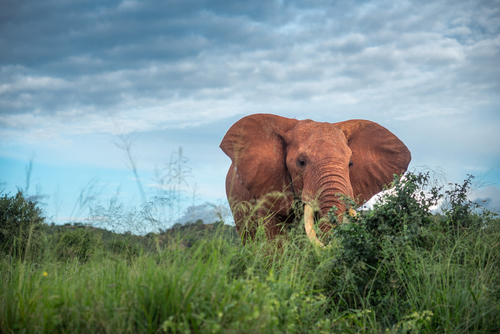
left=324, top=171, right=500, bottom=328
left=0, top=190, right=45, bottom=259
left=325, top=173, right=443, bottom=318
left=107, top=236, right=142, bottom=259
left=442, top=174, right=483, bottom=231
left=53, top=227, right=103, bottom=262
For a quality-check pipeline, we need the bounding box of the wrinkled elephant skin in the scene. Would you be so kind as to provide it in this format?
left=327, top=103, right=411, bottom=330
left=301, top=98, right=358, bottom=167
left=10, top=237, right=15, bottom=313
left=220, top=114, right=411, bottom=244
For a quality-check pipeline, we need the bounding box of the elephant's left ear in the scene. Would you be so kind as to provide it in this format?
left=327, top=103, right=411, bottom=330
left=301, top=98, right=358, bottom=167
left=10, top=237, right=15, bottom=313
left=335, top=120, right=411, bottom=203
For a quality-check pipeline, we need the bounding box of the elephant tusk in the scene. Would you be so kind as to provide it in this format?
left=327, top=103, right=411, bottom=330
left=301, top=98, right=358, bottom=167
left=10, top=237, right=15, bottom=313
left=304, top=204, right=325, bottom=248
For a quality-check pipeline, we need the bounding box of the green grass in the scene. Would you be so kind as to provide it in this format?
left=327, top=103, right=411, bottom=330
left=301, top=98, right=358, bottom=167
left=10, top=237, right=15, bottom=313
left=0, top=227, right=333, bottom=333
left=1, top=174, right=500, bottom=333
left=1, top=220, right=499, bottom=333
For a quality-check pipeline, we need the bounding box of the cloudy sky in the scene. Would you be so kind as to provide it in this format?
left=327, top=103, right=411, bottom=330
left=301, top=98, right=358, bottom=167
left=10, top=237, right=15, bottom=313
left=1, top=0, right=499, bottom=228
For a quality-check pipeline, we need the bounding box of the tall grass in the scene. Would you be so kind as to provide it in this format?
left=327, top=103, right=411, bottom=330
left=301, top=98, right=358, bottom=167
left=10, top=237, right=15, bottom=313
left=0, top=227, right=333, bottom=333
left=1, top=173, right=499, bottom=333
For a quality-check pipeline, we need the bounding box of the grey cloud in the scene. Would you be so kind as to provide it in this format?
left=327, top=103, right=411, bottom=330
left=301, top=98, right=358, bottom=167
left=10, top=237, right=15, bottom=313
left=0, top=0, right=283, bottom=67
left=0, top=0, right=499, bottom=142
left=470, top=186, right=500, bottom=212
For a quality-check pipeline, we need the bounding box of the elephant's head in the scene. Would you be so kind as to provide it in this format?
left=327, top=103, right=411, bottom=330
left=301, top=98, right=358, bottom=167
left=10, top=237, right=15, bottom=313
left=220, top=114, right=411, bottom=245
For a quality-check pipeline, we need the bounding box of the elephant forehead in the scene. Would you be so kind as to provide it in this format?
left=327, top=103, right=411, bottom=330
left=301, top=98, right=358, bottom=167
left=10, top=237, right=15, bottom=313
left=298, top=122, right=342, bottom=137
left=288, top=122, right=348, bottom=147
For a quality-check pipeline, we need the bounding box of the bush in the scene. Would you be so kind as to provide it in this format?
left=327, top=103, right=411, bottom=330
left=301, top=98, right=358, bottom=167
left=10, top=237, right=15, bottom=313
left=107, top=236, right=142, bottom=260
left=325, top=173, right=445, bottom=316
left=442, top=174, right=483, bottom=231
left=0, top=190, right=45, bottom=259
left=53, top=227, right=103, bottom=262
left=171, top=223, right=182, bottom=229
left=322, top=171, right=500, bottom=328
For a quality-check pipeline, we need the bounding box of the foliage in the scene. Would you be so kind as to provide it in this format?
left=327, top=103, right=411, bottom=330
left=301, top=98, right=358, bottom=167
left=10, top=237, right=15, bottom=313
left=0, top=190, right=45, bottom=259
left=107, top=237, right=142, bottom=260
left=326, top=173, right=440, bottom=303
left=324, top=172, right=500, bottom=327
left=0, top=222, right=330, bottom=333
left=1, top=172, right=499, bottom=333
left=88, top=195, right=171, bottom=236
left=441, top=174, right=483, bottom=230
left=52, top=226, right=103, bottom=262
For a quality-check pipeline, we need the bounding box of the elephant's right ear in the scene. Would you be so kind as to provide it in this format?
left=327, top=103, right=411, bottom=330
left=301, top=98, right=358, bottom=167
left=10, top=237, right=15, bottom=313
left=335, top=120, right=411, bottom=203
left=220, top=114, right=299, bottom=199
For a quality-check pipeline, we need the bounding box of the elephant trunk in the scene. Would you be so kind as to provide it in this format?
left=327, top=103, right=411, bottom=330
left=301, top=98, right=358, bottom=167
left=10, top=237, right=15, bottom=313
left=303, top=165, right=352, bottom=247
left=311, top=168, right=351, bottom=215
left=319, top=190, right=347, bottom=216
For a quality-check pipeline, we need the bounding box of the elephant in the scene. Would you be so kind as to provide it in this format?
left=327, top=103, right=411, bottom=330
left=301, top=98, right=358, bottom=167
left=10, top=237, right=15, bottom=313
left=220, top=113, right=411, bottom=246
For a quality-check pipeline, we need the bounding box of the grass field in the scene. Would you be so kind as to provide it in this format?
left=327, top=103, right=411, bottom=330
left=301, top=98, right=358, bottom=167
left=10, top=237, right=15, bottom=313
left=1, top=173, right=499, bottom=333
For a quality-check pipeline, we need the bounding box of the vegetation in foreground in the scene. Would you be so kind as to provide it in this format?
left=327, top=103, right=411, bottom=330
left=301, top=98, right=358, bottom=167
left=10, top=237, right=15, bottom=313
left=1, top=172, right=499, bottom=333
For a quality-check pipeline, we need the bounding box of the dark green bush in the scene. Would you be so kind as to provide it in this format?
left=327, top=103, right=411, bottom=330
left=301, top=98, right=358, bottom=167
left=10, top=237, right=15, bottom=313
left=324, top=171, right=499, bottom=326
left=325, top=173, right=442, bottom=317
left=107, top=237, right=142, bottom=259
left=0, top=190, right=45, bottom=259
left=53, top=227, right=103, bottom=262
left=442, top=174, right=483, bottom=231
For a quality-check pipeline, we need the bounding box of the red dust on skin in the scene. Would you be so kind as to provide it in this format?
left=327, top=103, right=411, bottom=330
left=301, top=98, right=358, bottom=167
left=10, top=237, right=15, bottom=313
left=284, top=121, right=355, bottom=228
left=221, top=114, right=411, bottom=243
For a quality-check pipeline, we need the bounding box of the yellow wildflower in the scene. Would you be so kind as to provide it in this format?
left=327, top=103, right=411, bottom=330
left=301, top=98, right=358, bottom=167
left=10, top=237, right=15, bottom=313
left=348, top=208, right=357, bottom=217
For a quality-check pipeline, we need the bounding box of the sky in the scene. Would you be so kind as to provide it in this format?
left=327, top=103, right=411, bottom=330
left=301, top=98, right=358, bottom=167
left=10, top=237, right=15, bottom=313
left=1, top=0, right=499, bottom=232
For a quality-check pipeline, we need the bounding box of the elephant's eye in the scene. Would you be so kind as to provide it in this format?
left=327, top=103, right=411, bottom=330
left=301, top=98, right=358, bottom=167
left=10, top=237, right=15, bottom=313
left=297, top=158, right=306, bottom=167
left=349, top=160, right=353, bottom=168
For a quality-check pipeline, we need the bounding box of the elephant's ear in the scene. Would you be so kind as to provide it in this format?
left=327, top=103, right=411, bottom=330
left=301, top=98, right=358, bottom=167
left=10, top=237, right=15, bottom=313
left=220, top=114, right=299, bottom=200
left=335, top=120, right=411, bottom=203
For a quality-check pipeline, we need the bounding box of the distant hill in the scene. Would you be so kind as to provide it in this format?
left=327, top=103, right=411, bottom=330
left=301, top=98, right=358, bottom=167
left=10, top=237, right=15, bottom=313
left=44, top=220, right=240, bottom=252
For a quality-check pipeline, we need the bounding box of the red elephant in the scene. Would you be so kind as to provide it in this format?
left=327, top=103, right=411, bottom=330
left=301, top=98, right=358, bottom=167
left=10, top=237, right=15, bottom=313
left=220, top=114, right=411, bottom=245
